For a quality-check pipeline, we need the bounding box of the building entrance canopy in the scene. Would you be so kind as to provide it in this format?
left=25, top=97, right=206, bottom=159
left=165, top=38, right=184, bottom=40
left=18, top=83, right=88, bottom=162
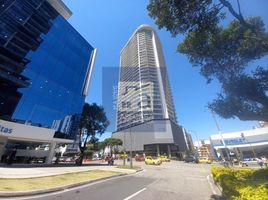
left=0, top=119, right=73, bottom=164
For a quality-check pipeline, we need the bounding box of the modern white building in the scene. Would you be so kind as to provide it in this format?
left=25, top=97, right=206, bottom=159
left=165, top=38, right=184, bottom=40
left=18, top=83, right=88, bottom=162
left=113, top=25, right=187, bottom=158
left=210, top=127, right=268, bottom=160
left=0, top=119, right=72, bottom=164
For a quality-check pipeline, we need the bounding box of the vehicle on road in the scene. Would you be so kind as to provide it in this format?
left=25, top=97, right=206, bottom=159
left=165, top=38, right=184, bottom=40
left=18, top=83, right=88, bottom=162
left=198, top=157, right=211, bottom=164
left=120, top=154, right=128, bottom=159
left=158, top=155, right=170, bottom=162
left=135, top=155, right=145, bottom=161
left=145, top=156, right=161, bottom=165
left=240, top=158, right=259, bottom=167
left=184, top=156, right=198, bottom=163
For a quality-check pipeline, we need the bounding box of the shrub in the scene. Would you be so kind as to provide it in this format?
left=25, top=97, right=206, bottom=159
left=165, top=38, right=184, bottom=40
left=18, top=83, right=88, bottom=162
left=211, top=166, right=268, bottom=200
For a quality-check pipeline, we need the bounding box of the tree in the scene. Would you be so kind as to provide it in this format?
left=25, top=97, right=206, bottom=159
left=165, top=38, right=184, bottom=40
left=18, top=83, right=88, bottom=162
left=77, top=103, right=110, bottom=165
left=103, top=138, right=123, bottom=156
left=148, top=0, right=268, bottom=122
left=96, top=141, right=107, bottom=157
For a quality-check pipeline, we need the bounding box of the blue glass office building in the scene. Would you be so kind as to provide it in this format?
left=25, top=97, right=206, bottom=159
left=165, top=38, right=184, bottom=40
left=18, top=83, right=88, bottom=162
left=0, top=0, right=96, bottom=139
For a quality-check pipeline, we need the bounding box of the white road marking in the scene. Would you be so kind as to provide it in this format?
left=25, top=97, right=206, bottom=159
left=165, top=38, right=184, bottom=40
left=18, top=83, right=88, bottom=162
left=207, top=174, right=217, bottom=195
left=123, top=188, right=147, bottom=200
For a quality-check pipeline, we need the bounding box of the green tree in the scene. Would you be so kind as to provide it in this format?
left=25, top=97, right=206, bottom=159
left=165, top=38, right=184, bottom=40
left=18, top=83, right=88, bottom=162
left=77, top=103, right=110, bottom=165
left=148, top=0, right=268, bottom=122
left=84, top=144, right=94, bottom=160
left=96, top=141, right=107, bottom=157
left=103, top=138, right=123, bottom=156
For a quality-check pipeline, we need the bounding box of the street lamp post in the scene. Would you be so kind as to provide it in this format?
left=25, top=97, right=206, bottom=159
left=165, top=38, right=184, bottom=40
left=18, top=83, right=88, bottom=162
left=187, top=130, right=199, bottom=157
left=241, top=132, right=257, bottom=158
left=130, top=126, right=133, bottom=168
left=211, top=112, right=231, bottom=161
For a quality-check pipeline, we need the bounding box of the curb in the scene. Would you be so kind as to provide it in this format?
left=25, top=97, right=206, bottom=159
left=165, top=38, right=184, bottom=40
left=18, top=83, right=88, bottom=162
left=0, top=168, right=143, bottom=198
left=0, top=173, right=127, bottom=198
left=209, top=174, right=228, bottom=200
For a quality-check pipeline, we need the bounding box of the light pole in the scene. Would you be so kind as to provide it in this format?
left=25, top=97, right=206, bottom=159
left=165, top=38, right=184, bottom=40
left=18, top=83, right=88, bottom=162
left=241, top=132, right=257, bottom=158
left=188, top=130, right=199, bottom=146
left=211, top=112, right=230, bottom=161
left=188, top=129, right=202, bottom=159
left=123, top=130, right=126, bottom=166
left=130, top=126, right=133, bottom=168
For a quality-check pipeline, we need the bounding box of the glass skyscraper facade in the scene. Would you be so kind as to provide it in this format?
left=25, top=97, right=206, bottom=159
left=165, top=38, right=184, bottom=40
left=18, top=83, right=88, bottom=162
left=117, top=24, right=177, bottom=131
left=113, top=25, right=187, bottom=157
left=0, top=0, right=95, bottom=139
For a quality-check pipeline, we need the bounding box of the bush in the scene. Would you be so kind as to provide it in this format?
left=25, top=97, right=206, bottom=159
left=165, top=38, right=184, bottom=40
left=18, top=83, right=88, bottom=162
left=211, top=166, right=268, bottom=200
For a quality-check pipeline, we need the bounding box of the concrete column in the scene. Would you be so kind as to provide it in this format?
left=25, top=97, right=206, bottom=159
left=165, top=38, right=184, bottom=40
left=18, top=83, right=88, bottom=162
left=0, top=137, right=8, bottom=162
left=156, top=144, right=160, bottom=156
left=234, top=148, right=241, bottom=160
left=46, top=142, right=56, bottom=164
left=167, top=144, right=171, bottom=158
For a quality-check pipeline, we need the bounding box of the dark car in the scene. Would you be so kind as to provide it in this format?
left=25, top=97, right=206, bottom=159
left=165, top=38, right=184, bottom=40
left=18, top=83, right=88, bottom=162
left=184, top=156, right=198, bottom=163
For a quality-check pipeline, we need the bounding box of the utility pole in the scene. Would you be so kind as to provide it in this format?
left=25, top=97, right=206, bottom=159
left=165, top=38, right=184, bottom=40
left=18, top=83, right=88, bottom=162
left=123, top=131, right=126, bottom=166
left=212, top=112, right=230, bottom=161
left=241, top=132, right=257, bottom=158
left=130, top=126, right=133, bottom=168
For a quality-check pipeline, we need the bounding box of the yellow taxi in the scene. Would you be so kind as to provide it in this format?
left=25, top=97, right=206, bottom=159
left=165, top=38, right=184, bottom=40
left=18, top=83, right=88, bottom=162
left=198, top=157, right=211, bottom=164
left=145, top=156, right=162, bottom=165
left=120, top=154, right=128, bottom=158
left=158, top=155, right=170, bottom=162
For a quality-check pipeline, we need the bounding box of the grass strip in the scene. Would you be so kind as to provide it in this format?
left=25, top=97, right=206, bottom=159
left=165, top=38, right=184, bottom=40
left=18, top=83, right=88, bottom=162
left=0, top=170, right=121, bottom=192
left=116, top=165, right=141, bottom=170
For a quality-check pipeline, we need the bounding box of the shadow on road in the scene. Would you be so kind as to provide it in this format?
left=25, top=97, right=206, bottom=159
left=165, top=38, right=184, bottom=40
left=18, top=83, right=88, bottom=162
left=210, top=194, right=227, bottom=200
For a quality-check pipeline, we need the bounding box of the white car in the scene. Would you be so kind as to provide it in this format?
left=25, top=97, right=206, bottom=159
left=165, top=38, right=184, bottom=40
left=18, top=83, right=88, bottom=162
left=240, top=158, right=259, bottom=167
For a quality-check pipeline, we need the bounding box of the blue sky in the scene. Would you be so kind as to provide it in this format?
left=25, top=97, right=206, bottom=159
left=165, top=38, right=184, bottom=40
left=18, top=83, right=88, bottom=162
left=63, top=0, right=268, bottom=141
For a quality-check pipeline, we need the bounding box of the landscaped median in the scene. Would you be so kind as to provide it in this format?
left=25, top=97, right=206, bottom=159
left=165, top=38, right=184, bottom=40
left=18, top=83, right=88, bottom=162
left=0, top=170, right=122, bottom=196
left=211, top=166, right=268, bottom=200
left=116, top=165, right=142, bottom=171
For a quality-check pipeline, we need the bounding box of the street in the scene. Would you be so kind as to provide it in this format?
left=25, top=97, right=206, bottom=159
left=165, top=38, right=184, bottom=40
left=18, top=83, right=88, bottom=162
left=10, top=161, right=223, bottom=200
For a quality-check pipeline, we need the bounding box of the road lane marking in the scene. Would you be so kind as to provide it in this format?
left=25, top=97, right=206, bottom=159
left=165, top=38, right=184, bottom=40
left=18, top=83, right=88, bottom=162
left=123, top=188, right=147, bottom=200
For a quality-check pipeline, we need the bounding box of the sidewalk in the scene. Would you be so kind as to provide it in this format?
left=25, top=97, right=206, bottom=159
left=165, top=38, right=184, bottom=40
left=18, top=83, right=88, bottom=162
left=0, top=162, right=137, bottom=179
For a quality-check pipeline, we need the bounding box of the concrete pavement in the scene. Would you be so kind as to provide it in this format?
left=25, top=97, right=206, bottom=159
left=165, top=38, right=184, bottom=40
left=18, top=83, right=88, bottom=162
left=0, top=163, right=136, bottom=178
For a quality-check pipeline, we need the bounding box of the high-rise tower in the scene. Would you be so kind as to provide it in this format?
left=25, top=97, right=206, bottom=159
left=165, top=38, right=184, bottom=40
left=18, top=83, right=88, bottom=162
left=113, top=25, right=187, bottom=157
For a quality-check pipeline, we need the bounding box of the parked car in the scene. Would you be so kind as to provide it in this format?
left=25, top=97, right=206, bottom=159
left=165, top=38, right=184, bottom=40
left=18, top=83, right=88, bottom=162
left=240, top=158, right=259, bottom=167
left=184, top=156, right=198, bottom=163
left=145, top=156, right=161, bottom=165
left=158, top=155, right=170, bottom=162
left=135, top=155, right=145, bottom=161
left=198, top=157, right=211, bottom=164
left=120, top=154, right=128, bottom=159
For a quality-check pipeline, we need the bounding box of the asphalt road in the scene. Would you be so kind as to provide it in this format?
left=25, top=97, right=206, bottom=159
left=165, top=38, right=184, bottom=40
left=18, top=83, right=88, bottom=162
left=11, top=161, right=224, bottom=200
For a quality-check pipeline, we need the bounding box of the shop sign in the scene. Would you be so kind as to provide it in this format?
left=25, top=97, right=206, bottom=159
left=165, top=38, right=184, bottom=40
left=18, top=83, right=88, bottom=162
left=224, top=138, right=247, bottom=145
left=0, top=124, right=13, bottom=134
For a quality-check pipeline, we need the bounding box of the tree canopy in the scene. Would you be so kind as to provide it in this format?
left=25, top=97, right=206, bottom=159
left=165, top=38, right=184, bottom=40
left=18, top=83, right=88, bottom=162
left=103, top=138, right=123, bottom=155
left=148, top=0, right=268, bottom=122
left=77, top=103, right=110, bottom=165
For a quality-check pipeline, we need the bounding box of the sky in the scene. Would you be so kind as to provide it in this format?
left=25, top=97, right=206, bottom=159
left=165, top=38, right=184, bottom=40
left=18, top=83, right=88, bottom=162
left=63, top=0, right=268, bottom=141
